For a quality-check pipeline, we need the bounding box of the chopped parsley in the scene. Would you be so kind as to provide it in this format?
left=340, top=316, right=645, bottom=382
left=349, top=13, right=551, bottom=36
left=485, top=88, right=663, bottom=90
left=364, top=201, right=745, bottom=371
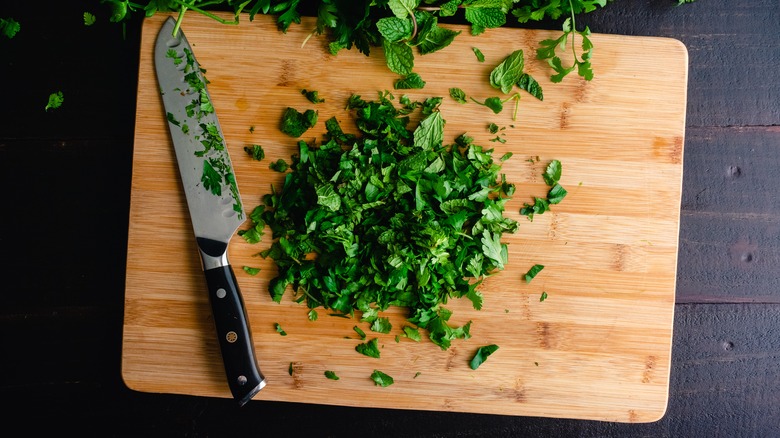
left=356, top=338, right=381, bottom=358
left=524, top=264, right=545, bottom=283
left=280, top=107, right=318, bottom=137
left=251, top=93, right=521, bottom=351
left=275, top=323, right=287, bottom=336
left=324, top=370, right=340, bottom=380
left=242, top=266, right=261, bottom=276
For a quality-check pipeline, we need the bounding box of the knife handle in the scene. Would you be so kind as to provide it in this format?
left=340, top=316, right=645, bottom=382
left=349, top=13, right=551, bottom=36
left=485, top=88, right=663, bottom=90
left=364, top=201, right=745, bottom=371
left=202, top=256, right=266, bottom=406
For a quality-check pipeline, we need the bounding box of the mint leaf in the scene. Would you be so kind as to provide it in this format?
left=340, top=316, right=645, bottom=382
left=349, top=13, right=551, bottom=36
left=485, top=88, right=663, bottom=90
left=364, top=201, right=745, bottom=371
left=383, top=39, right=414, bottom=76
left=548, top=183, right=567, bottom=204
left=394, top=72, right=426, bottom=89
left=376, top=17, right=413, bottom=42
left=543, top=159, right=562, bottom=185
left=472, top=46, right=485, bottom=62
left=388, top=0, right=419, bottom=19
left=469, top=344, right=499, bottom=370
left=517, top=73, right=544, bottom=100
left=413, top=111, right=444, bottom=150
left=417, top=22, right=461, bottom=55
left=490, top=49, right=525, bottom=94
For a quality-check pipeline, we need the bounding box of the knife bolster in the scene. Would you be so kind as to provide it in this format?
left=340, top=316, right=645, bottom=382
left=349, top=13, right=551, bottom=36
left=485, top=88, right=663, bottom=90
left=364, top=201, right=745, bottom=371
left=197, top=237, right=229, bottom=270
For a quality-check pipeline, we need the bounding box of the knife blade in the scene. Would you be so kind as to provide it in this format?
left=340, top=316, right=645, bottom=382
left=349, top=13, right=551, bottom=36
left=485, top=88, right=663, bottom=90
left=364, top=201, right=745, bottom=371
left=154, top=16, right=265, bottom=406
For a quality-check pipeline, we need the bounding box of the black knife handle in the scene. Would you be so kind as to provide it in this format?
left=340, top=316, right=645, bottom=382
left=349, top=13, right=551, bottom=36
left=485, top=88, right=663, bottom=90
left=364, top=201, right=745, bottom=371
left=203, top=263, right=266, bottom=406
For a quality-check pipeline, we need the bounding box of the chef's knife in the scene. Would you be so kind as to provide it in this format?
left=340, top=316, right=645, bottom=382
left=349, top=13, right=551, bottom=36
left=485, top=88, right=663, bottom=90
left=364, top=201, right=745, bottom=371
left=154, top=16, right=265, bottom=406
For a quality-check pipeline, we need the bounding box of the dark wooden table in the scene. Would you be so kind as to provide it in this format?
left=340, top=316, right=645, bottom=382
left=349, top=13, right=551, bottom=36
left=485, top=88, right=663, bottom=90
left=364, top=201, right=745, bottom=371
left=2, top=1, right=778, bottom=436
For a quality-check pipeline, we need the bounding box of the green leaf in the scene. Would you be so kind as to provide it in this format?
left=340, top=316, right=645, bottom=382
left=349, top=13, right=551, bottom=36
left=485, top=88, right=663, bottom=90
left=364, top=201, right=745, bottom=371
left=316, top=184, right=342, bottom=211
left=275, top=323, right=288, bottom=336
left=201, top=160, right=222, bottom=196
left=464, top=7, right=506, bottom=33
left=376, top=17, right=413, bottom=42
left=394, top=72, right=426, bottom=90
left=370, top=317, right=393, bottom=334
left=370, top=370, right=395, bottom=387
left=280, top=107, right=318, bottom=137
left=516, top=73, right=544, bottom=100
left=472, top=47, right=485, bottom=62
left=417, top=23, right=461, bottom=55
left=548, top=183, right=567, bottom=204
left=403, top=326, right=421, bottom=341
left=481, top=230, right=506, bottom=269
left=244, top=144, right=266, bottom=161
left=413, top=111, right=444, bottom=150
left=243, top=266, right=261, bottom=276
left=540, top=291, right=549, bottom=302
left=353, top=325, right=367, bottom=340
left=524, top=264, right=544, bottom=283
left=0, top=17, right=20, bottom=38
left=387, top=0, right=419, bottom=19
left=449, top=87, right=467, bottom=104
left=382, top=39, right=414, bottom=76
left=356, top=338, right=381, bottom=358
left=301, top=89, right=325, bottom=104
left=490, top=50, right=525, bottom=94
left=83, top=12, right=96, bottom=26
left=469, top=344, right=499, bottom=370
left=324, top=370, right=340, bottom=380
left=543, top=160, right=562, bottom=185
left=45, top=91, right=64, bottom=111
left=308, top=309, right=318, bottom=321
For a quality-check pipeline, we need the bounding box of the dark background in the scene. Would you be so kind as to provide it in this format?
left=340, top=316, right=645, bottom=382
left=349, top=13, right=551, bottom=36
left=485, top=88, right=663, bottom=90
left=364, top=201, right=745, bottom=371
left=1, top=0, right=779, bottom=436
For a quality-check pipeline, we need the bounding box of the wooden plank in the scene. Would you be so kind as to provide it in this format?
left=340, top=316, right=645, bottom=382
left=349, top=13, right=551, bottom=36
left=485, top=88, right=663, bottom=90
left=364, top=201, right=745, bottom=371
left=677, top=126, right=780, bottom=303
left=123, top=12, right=687, bottom=421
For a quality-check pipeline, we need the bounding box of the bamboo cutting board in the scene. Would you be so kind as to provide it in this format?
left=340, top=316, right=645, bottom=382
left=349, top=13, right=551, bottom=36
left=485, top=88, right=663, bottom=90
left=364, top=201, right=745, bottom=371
left=123, top=12, right=687, bottom=422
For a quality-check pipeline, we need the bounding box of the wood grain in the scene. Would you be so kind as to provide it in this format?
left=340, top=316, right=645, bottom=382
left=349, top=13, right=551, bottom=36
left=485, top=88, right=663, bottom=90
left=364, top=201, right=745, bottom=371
left=123, top=12, right=687, bottom=422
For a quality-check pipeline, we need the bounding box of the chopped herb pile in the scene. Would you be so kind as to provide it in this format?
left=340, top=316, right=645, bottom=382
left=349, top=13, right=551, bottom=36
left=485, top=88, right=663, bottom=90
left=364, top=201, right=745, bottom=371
left=247, top=92, right=520, bottom=351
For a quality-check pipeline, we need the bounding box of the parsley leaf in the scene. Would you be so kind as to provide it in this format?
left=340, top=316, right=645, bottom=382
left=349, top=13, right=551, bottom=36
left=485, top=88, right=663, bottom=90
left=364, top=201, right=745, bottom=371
left=84, top=12, right=97, bottom=26
left=301, top=89, right=325, bottom=104
left=244, top=144, right=266, bottom=161
left=356, top=338, right=381, bottom=358
left=469, top=344, right=499, bottom=370
left=45, top=91, right=64, bottom=111
left=324, top=370, right=340, bottom=380
left=280, top=107, right=318, bottom=137
left=0, top=17, right=20, bottom=39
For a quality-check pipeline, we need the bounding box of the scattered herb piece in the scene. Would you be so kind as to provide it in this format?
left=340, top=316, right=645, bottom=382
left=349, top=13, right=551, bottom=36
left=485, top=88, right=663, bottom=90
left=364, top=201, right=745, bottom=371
left=524, top=264, right=545, bottom=283
left=548, top=183, right=568, bottom=204
left=269, top=158, right=289, bottom=172
left=288, top=362, right=293, bottom=376
left=308, top=309, right=318, bottom=321
left=356, top=338, right=381, bottom=358
left=403, top=326, right=421, bottom=342
left=280, top=107, right=318, bottom=137
left=370, top=370, right=394, bottom=387
left=243, top=266, right=261, bottom=276
left=324, top=370, right=340, bottom=380
left=449, top=87, right=467, bottom=104
left=469, top=344, right=499, bottom=370
left=517, top=73, right=544, bottom=101
left=472, top=47, right=485, bottom=62
left=301, top=89, right=325, bottom=103
left=413, top=372, right=422, bottom=379
left=45, top=91, right=64, bottom=111
left=249, top=125, right=255, bottom=133
left=353, top=325, right=367, bottom=340
left=394, top=72, right=426, bottom=89
left=0, top=17, right=20, bottom=39
left=275, top=323, right=287, bottom=336
left=544, top=160, right=563, bottom=185
left=84, top=12, right=97, bottom=26
left=540, top=291, right=549, bottom=302
left=370, top=317, right=392, bottom=334
left=244, top=144, right=265, bottom=161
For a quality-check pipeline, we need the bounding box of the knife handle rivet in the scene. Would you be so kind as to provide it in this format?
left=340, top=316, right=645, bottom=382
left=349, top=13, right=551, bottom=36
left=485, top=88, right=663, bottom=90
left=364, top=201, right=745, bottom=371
left=237, top=375, right=248, bottom=386
left=216, top=287, right=227, bottom=299
left=226, top=331, right=238, bottom=343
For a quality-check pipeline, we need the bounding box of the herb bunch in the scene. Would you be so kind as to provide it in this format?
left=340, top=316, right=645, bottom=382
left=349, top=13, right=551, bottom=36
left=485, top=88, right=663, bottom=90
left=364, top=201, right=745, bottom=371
left=100, top=0, right=613, bottom=82
left=245, top=92, right=519, bottom=350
